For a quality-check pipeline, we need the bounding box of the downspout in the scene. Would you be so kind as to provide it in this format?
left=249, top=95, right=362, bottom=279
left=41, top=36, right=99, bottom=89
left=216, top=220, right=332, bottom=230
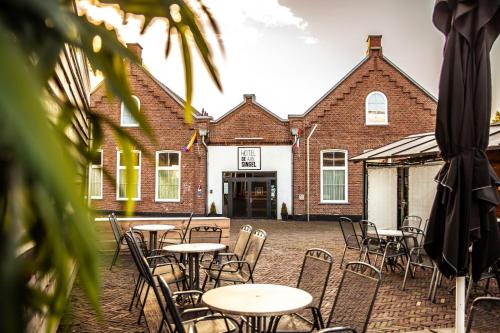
left=306, top=124, right=318, bottom=222
left=201, top=134, right=208, bottom=216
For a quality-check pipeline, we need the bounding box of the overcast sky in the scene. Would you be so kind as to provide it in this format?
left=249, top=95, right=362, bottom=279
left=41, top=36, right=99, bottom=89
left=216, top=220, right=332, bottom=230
left=82, top=0, right=500, bottom=119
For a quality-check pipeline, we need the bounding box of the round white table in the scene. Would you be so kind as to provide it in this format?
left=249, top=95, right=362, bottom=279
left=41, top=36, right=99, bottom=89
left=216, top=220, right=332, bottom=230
left=202, top=284, right=313, bottom=333
left=133, top=224, right=175, bottom=252
left=163, top=243, right=226, bottom=290
left=375, top=229, right=404, bottom=238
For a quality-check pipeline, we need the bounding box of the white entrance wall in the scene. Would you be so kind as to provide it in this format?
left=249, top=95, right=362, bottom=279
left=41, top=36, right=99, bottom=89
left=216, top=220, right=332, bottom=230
left=207, top=146, right=293, bottom=219
left=367, top=167, right=398, bottom=229
left=408, top=163, right=443, bottom=224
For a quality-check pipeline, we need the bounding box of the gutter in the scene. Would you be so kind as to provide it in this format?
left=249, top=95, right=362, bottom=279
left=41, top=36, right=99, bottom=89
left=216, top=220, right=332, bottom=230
left=306, top=124, right=318, bottom=222
left=201, top=134, right=208, bottom=216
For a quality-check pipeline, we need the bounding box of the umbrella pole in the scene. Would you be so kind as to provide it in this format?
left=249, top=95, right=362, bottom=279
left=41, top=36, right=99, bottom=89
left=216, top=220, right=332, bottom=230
left=456, top=276, right=466, bottom=333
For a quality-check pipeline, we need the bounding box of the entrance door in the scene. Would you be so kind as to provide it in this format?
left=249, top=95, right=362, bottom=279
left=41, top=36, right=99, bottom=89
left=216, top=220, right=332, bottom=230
left=251, top=181, right=268, bottom=218
left=223, top=172, right=276, bottom=219
left=397, top=167, right=409, bottom=228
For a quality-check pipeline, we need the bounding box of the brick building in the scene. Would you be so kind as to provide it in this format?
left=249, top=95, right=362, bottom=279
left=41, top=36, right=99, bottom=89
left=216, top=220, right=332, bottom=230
left=90, top=35, right=437, bottom=220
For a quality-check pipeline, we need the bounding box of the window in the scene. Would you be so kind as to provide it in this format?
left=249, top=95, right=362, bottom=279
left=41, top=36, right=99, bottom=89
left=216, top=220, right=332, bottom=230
left=121, top=95, right=140, bottom=127
left=155, top=151, right=181, bottom=201
left=117, top=150, right=141, bottom=200
left=365, top=91, right=388, bottom=125
left=321, top=150, right=348, bottom=203
left=89, top=150, right=103, bottom=199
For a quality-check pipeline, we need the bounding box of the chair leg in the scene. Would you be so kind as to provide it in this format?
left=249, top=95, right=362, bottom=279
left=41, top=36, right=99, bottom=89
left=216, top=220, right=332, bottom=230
left=339, top=245, right=347, bottom=268
left=138, top=284, right=151, bottom=324
left=129, top=276, right=142, bottom=311
left=402, top=260, right=412, bottom=290
left=427, top=266, right=437, bottom=300
left=110, top=243, right=121, bottom=270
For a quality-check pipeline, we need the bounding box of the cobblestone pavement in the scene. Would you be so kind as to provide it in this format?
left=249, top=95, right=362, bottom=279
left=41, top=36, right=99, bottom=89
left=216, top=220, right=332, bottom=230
left=59, top=219, right=499, bottom=332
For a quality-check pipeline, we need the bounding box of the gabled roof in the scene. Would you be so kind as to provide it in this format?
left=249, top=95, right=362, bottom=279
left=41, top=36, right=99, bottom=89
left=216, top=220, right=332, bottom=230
left=351, top=124, right=500, bottom=162
left=288, top=53, right=437, bottom=119
left=212, top=94, right=288, bottom=123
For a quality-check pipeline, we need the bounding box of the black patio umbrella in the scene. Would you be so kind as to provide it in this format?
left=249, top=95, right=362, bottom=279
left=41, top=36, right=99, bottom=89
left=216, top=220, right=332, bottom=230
left=424, top=0, right=500, bottom=288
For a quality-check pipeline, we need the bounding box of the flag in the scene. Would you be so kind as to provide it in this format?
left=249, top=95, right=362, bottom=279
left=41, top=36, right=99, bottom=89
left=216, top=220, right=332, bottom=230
left=292, top=128, right=302, bottom=153
left=182, top=130, right=197, bottom=152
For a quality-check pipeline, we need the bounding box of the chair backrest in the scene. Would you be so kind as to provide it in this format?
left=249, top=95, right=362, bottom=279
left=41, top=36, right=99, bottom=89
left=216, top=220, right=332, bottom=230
left=339, top=217, right=361, bottom=250
left=108, top=213, right=122, bottom=243
left=326, top=262, right=381, bottom=333
left=189, top=225, right=222, bottom=243
left=466, top=296, right=500, bottom=333
left=297, top=248, right=333, bottom=310
left=359, top=220, right=380, bottom=243
left=123, top=231, right=149, bottom=281
left=402, top=216, right=422, bottom=229
left=180, top=212, right=194, bottom=243
left=232, top=225, right=253, bottom=259
left=400, top=226, right=424, bottom=253
left=241, top=229, right=267, bottom=274
left=157, top=276, right=186, bottom=333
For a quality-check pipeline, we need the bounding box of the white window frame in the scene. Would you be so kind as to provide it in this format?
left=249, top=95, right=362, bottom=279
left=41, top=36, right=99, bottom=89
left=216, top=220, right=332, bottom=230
left=365, top=91, right=388, bottom=126
left=320, top=149, right=348, bottom=204
left=120, top=95, right=140, bottom=127
left=116, top=150, right=141, bottom=201
left=155, top=150, right=181, bottom=202
left=89, top=149, right=103, bottom=200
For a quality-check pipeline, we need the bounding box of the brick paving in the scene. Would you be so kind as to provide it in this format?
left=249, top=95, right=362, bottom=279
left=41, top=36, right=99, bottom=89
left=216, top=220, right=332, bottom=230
left=59, top=219, right=499, bottom=332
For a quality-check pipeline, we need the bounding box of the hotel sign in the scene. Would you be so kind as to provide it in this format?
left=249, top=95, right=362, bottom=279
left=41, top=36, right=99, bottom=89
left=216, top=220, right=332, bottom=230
left=238, top=147, right=261, bottom=170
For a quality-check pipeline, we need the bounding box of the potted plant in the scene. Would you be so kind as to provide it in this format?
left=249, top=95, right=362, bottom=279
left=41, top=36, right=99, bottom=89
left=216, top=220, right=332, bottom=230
left=280, top=202, right=288, bottom=221
left=209, top=202, right=217, bottom=216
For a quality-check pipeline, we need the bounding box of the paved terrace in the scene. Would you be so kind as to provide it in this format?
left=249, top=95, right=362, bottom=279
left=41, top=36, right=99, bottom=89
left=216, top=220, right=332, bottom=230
left=59, top=219, right=498, bottom=332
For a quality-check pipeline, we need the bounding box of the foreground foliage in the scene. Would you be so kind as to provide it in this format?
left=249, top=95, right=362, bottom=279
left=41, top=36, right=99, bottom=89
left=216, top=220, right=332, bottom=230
left=0, top=0, right=221, bottom=332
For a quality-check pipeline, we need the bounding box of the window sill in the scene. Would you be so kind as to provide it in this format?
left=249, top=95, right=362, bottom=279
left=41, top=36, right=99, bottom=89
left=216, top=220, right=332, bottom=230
left=365, top=123, right=388, bottom=126
left=116, top=198, right=141, bottom=201
left=155, top=199, right=181, bottom=203
left=120, top=124, right=140, bottom=128
left=319, top=201, right=350, bottom=205
left=90, top=197, right=103, bottom=200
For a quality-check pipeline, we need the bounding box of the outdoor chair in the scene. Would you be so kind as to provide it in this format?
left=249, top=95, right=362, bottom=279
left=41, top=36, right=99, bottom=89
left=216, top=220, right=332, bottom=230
left=156, top=275, right=240, bottom=333
left=465, top=259, right=500, bottom=303
left=189, top=225, right=223, bottom=244
left=401, top=216, right=422, bottom=229
left=202, top=229, right=268, bottom=290
left=159, top=212, right=194, bottom=248
left=400, top=227, right=433, bottom=290
left=360, top=220, right=406, bottom=273
left=201, top=224, right=253, bottom=270
left=465, top=296, right=500, bottom=333
left=124, top=231, right=186, bottom=324
left=272, top=248, right=334, bottom=332
left=324, top=262, right=381, bottom=333
left=338, top=217, right=363, bottom=268
left=109, top=212, right=147, bottom=270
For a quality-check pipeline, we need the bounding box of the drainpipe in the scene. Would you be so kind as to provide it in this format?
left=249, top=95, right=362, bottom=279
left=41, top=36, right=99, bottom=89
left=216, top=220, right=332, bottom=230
left=200, top=129, right=209, bottom=216
left=306, top=124, right=318, bottom=222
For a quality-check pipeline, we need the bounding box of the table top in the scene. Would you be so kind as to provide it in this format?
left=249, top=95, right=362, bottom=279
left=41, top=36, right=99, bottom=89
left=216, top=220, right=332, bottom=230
left=163, top=243, right=226, bottom=253
left=370, top=229, right=403, bottom=237
left=202, top=284, right=313, bottom=316
left=133, top=224, right=175, bottom=232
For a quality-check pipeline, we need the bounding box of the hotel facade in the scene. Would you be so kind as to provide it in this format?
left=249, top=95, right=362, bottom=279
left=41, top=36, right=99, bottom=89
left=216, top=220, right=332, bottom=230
left=90, top=35, right=437, bottom=220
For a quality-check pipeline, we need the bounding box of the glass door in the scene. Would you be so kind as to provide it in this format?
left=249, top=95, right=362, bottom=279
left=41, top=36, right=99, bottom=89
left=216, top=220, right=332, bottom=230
left=250, top=181, right=268, bottom=218
left=232, top=180, right=248, bottom=217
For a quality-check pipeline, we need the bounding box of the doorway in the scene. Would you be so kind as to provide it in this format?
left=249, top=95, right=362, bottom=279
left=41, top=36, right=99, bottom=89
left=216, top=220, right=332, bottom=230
left=223, top=172, right=277, bottom=218
left=397, top=167, right=409, bottom=228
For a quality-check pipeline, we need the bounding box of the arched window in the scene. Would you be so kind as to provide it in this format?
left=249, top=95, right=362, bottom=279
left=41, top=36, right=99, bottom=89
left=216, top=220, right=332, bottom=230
left=365, top=91, right=388, bottom=125
left=121, top=95, right=140, bottom=127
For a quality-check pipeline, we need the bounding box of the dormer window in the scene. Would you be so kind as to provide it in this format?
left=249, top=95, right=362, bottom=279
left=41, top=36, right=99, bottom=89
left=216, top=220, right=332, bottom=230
left=366, top=91, right=388, bottom=125
left=121, top=95, right=140, bottom=127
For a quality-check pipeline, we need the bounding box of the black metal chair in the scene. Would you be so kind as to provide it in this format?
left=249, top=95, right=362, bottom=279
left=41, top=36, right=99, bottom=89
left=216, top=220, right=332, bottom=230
left=189, top=226, right=223, bottom=244
left=400, top=227, right=433, bottom=290
left=201, top=224, right=253, bottom=271
left=109, top=212, right=147, bottom=270
left=159, top=212, right=194, bottom=248
left=202, top=229, right=268, bottom=290
left=273, top=248, right=334, bottom=332
left=124, top=231, right=186, bottom=324
left=466, top=296, right=500, bottom=333
left=360, top=220, right=406, bottom=273
left=401, top=216, right=422, bottom=229
left=338, top=217, right=363, bottom=268
left=324, top=262, right=381, bottom=333
left=156, top=275, right=240, bottom=333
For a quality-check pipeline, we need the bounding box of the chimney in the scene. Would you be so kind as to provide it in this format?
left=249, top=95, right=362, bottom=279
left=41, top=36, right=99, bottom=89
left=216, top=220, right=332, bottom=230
left=244, top=94, right=255, bottom=103
left=366, top=35, right=382, bottom=57
left=127, top=43, right=143, bottom=62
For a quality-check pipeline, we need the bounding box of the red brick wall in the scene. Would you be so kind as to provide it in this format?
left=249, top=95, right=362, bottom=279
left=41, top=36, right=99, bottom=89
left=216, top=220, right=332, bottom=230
left=291, top=53, right=436, bottom=217
left=90, top=62, right=207, bottom=215
left=209, top=95, right=291, bottom=145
